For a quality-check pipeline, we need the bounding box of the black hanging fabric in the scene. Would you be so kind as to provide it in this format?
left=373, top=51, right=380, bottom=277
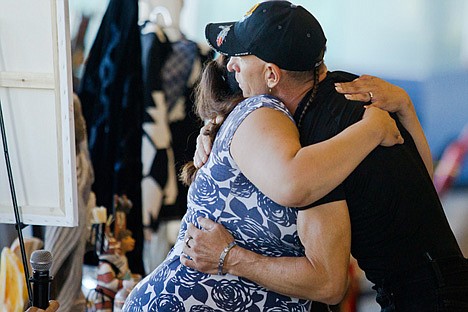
left=78, top=0, right=145, bottom=275
left=140, top=24, right=172, bottom=108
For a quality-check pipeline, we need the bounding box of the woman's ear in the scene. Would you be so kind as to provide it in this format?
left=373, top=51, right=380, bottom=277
left=265, top=63, right=281, bottom=89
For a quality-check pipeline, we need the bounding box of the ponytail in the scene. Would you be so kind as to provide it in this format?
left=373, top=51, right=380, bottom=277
left=180, top=56, right=243, bottom=186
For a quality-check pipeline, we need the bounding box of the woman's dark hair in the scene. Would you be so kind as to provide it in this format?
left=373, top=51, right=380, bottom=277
left=180, top=55, right=244, bottom=186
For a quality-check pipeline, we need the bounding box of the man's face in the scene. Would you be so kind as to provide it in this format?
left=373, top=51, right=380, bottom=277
left=227, top=55, right=268, bottom=98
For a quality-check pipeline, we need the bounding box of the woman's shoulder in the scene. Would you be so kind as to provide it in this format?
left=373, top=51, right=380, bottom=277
left=241, top=94, right=283, bottom=107
left=216, top=94, right=293, bottom=149
left=236, top=94, right=291, bottom=118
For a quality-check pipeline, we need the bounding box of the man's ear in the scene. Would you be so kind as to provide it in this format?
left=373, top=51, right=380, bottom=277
left=265, top=63, right=281, bottom=89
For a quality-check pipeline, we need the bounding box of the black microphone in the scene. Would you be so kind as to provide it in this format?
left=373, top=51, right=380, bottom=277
left=30, top=250, right=53, bottom=309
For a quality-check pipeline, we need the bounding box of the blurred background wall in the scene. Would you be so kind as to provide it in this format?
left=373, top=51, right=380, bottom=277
left=70, top=0, right=468, bottom=186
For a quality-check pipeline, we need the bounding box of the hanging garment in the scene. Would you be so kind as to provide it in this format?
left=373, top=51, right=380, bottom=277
left=160, top=38, right=203, bottom=219
left=141, top=35, right=213, bottom=227
left=78, top=0, right=145, bottom=275
left=140, top=27, right=212, bottom=271
left=140, top=30, right=197, bottom=224
left=140, top=23, right=173, bottom=230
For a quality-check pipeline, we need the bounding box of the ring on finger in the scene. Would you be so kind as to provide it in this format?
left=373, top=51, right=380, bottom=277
left=185, top=235, right=193, bottom=248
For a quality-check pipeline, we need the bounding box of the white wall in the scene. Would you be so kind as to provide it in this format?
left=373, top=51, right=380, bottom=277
left=71, top=0, right=468, bottom=80
left=68, top=0, right=468, bottom=184
left=181, top=0, right=467, bottom=80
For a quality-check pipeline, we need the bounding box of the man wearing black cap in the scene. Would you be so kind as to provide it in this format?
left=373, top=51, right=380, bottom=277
left=183, top=1, right=468, bottom=311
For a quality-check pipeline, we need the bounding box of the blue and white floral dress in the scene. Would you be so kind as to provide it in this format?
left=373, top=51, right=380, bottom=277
left=123, top=95, right=311, bottom=311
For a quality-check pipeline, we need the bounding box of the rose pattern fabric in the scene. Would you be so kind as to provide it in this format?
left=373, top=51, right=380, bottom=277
left=123, top=95, right=311, bottom=311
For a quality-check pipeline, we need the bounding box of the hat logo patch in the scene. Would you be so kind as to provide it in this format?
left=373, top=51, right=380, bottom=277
left=216, top=25, right=232, bottom=47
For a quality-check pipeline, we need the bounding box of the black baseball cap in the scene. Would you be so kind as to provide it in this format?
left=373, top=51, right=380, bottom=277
left=205, top=1, right=327, bottom=71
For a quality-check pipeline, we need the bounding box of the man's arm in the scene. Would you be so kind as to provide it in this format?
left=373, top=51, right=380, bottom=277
left=335, top=75, right=433, bottom=177
left=182, top=201, right=351, bottom=304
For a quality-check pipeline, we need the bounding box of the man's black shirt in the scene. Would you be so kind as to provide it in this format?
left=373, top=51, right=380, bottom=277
left=294, top=71, right=462, bottom=284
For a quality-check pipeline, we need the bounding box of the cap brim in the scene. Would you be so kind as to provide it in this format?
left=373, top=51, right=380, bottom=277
left=205, top=22, right=250, bottom=57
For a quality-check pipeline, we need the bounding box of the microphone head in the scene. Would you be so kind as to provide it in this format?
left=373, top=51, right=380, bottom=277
left=30, top=250, right=53, bottom=272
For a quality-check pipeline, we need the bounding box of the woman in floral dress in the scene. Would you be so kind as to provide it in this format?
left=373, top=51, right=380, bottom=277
left=124, top=58, right=311, bottom=311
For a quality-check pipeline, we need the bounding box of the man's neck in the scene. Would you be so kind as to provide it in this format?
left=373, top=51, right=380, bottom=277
left=278, top=65, right=328, bottom=115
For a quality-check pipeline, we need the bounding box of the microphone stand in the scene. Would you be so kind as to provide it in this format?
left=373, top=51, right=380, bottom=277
left=0, top=99, right=33, bottom=307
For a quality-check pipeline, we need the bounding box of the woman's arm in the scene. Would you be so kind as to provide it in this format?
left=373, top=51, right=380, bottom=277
left=182, top=201, right=351, bottom=304
left=395, top=96, right=433, bottom=177
left=230, top=105, right=402, bottom=207
left=335, top=75, right=433, bottom=177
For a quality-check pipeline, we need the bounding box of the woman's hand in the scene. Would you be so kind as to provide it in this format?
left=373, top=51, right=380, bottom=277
left=193, top=125, right=212, bottom=168
left=193, top=116, right=224, bottom=168
left=334, top=75, right=413, bottom=118
left=362, top=106, right=404, bottom=147
left=336, top=75, right=433, bottom=175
